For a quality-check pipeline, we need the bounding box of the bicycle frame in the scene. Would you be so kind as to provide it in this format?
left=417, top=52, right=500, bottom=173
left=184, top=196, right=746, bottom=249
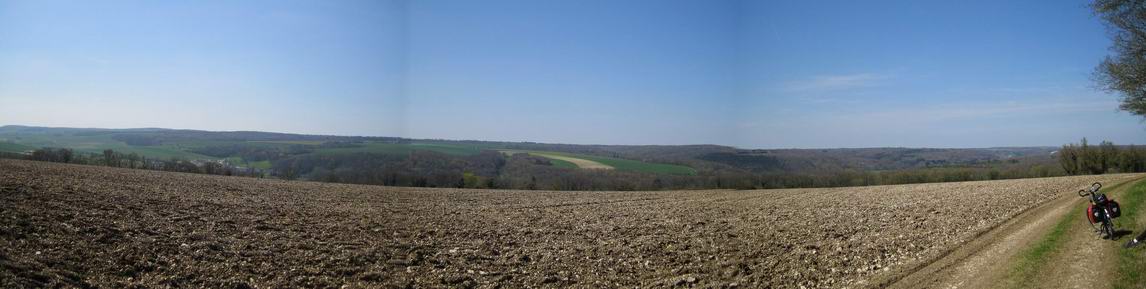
left=1101, top=207, right=1115, bottom=237
left=1079, top=182, right=1115, bottom=237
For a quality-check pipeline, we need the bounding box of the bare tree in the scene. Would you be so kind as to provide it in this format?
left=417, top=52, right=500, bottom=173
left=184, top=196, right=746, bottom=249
left=1093, top=0, right=1146, bottom=117
left=103, top=149, right=116, bottom=167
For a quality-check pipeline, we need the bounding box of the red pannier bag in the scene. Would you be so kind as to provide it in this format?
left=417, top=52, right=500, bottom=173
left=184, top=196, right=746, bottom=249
left=1088, top=204, right=1099, bottom=223
left=1108, top=200, right=1122, bottom=219
left=1087, top=200, right=1122, bottom=223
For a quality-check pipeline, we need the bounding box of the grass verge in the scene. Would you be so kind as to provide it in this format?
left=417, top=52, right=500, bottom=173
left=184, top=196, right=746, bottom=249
left=1006, top=198, right=1081, bottom=287
left=1115, top=180, right=1146, bottom=289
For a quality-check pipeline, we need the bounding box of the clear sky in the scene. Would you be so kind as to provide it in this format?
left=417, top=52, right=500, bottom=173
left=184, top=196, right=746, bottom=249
left=1, top=0, right=1143, bottom=148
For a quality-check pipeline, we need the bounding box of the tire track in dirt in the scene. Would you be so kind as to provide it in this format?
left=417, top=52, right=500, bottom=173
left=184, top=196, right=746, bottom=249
left=883, top=177, right=1143, bottom=289
left=1037, top=219, right=1112, bottom=289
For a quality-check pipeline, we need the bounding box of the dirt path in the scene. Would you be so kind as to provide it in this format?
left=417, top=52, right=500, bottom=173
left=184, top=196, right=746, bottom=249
left=1029, top=201, right=1117, bottom=288
left=1027, top=178, right=1144, bottom=289
left=885, top=177, right=1143, bottom=289
left=883, top=185, right=1082, bottom=289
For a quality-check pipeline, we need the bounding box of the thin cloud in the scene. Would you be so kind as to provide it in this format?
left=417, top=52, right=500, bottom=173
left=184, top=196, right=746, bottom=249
left=787, top=73, right=893, bottom=92
left=835, top=99, right=1121, bottom=125
left=736, top=98, right=1130, bottom=148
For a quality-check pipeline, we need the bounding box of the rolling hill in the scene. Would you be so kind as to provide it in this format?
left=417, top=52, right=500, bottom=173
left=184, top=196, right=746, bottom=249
left=0, top=125, right=1064, bottom=190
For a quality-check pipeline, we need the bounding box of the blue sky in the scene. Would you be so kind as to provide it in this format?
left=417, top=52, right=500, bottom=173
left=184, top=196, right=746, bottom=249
left=1, top=0, right=1143, bottom=148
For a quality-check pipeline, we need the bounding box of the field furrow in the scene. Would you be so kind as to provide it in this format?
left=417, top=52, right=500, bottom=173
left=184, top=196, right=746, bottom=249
left=0, top=159, right=1139, bottom=288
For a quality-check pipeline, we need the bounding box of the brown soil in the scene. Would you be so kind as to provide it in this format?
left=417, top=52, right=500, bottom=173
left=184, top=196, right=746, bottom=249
left=881, top=190, right=1071, bottom=289
left=0, top=159, right=1139, bottom=288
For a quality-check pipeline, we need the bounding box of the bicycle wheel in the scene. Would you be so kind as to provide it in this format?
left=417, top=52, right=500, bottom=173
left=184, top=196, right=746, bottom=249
left=1086, top=205, right=1102, bottom=233
left=1088, top=215, right=1101, bottom=232
left=1103, top=220, right=1114, bottom=239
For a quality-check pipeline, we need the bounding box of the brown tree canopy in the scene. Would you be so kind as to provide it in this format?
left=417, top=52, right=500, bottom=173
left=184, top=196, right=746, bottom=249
left=1094, top=0, right=1146, bottom=117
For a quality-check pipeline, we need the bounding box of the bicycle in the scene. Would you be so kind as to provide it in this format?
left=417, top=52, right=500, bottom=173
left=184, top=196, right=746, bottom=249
left=1079, top=182, right=1122, bottom=239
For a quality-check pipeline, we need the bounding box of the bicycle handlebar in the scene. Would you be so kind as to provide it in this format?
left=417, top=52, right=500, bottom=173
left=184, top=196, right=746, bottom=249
left=1079, top=182, right=1103, bottom=198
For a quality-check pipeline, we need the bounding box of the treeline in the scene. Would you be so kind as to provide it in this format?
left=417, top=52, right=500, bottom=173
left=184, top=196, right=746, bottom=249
left=5, top=147, right=262, bottom=177
left=285, top=152, right=749, bottom=191
left=264, top=148, right=1067, bottom=190
left=1058, top=138, right=1146, bottom=175
left=1, top=146, right=1081, bottom=191
left=752, top=164, right=1063, bottom=189
left=189, top=143, right=310, bottom=162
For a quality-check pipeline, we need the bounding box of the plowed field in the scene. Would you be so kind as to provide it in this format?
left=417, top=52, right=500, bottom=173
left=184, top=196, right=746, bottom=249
left=0, top=159, right=1138, bottom=288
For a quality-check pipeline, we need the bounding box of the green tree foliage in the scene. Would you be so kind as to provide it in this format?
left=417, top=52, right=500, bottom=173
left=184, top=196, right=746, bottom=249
left=103, top=149, right=116, bottom=167
left=1093, top=0, right=1146, bottom=117
left=13, top=147, right=262, bottom=177
left=1060, top=143, right=1081, bottom=175
left=1120, top=144, right=1146, bottom=172
left=1100, top=140, right=1118, bottom=172
left=462, top=172, right=482, bottom=188
left=30, top=148, right=74, bottom=163
left=1059, top=138, right=1146, bottom=175
left=1, top=144, right=1090, bottom=191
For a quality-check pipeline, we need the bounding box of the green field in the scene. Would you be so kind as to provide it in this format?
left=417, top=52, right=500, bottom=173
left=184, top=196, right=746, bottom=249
left=552, top=152, right=696, bottom=175
left=501, top=150, right=696, bottom=175
left=545, top=157, right=579, bottom=169
left=0, top=142, right=34, bottom=153
left=502, top=150, right=580, bottom=169
left=0, top=133, right=216, bottom=159
left=225, top=157, right=273, bottom=169
left=313, top=142, right=485, bottom=156
left=250, top=140, right=325, bottom=145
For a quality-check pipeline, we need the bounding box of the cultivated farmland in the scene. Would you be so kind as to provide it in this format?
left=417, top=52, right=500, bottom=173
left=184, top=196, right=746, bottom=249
left=0, top=159, right=1139, bottom=288
left=500, top=150, right=697, bottom=175
left=501, top=150, right=614, bottom=170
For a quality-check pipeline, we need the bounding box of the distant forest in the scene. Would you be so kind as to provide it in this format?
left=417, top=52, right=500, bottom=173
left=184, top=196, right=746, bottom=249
left=5, top=148, right=261, bottom=178
left=0, top=146, right=1071, bottom=190
left=3, top=126, right=1143, bottom=190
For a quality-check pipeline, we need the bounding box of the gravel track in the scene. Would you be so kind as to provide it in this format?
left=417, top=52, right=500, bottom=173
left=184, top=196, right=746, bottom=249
left=884, top=181, right=1102, bottom=289
left=886, top=177, right=1144, bottom=289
